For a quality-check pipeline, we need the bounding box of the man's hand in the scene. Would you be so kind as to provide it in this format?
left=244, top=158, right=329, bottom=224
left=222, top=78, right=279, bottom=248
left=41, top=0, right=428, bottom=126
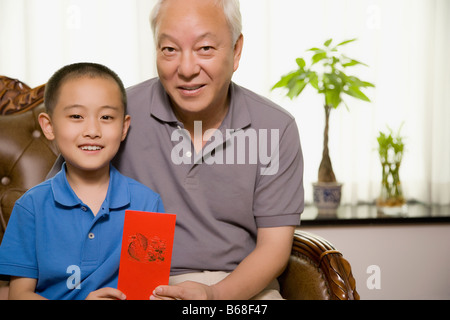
left=150, top=226, right=295, bottom=300
left=150, top=281, right=217, bottom=300
left=85, top=287, right=127, bottom=300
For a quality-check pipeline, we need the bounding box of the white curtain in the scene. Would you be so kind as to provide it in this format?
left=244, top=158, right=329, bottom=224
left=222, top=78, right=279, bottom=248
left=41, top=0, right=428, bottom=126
left=1, top=0, right=449, bottom=206
left=0, top=0, right=158, bottom=88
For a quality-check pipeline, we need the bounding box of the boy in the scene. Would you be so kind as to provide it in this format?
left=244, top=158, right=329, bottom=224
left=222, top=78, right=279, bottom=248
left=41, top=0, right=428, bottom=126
left=0, top=63, right=164, bottom=300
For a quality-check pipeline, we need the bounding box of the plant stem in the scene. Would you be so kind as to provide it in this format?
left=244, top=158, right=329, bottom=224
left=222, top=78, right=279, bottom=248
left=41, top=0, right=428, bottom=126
left=318, top=105, right=337, bottom=182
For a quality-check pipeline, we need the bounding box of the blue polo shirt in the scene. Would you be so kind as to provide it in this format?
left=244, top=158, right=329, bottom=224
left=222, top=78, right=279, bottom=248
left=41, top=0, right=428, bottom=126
left=0, top=164, right=164, bottom=300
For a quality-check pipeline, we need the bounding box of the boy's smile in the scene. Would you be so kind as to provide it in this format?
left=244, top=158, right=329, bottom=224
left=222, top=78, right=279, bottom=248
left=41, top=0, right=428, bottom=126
left=79, top=144, right=104, bottom=152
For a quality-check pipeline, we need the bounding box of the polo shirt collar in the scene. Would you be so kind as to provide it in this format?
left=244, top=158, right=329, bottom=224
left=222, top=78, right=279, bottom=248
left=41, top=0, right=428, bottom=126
left=149, top=79, right=251, bottom=130
left=149, top=80, right=179, bottom=124
left=51, top=163, right=130, bottom=210
left=107, top=165, right=131, bottom=209
left=222, top=82, right=252, bottom=131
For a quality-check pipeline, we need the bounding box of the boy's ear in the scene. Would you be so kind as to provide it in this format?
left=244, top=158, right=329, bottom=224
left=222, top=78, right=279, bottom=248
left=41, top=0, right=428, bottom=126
left=121, top=115, right=131, bottom=141
left=38, top=113, right=56, bottom=141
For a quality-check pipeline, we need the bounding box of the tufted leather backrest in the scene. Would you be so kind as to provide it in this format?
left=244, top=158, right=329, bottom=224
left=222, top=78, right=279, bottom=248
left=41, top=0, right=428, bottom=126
left=0, top=77, right=58, bottom=243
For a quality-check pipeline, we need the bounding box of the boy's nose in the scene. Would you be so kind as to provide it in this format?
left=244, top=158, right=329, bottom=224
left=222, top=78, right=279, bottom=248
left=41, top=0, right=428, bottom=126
left=83, top=119, right=101, bottom=138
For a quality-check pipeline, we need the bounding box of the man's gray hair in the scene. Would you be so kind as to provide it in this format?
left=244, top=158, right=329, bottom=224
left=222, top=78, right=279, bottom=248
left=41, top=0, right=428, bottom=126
left=150, top=0, right=242, bottom=44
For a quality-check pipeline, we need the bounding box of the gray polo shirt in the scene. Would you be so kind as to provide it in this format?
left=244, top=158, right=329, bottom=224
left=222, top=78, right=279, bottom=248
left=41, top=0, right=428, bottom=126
left=113, top=78, right=304, bottom=275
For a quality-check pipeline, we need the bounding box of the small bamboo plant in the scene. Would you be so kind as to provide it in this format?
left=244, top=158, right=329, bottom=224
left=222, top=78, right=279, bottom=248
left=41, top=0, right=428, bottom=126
left=376, top=125, right=406, bottom=208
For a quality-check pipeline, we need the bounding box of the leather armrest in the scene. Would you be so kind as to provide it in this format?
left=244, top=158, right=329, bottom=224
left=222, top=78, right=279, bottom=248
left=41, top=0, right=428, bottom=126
left=279, top=230, right=359, bottom=300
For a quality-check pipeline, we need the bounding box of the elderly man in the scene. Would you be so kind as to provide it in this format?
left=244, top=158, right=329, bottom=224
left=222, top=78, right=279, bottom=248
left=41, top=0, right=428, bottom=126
left=113, top=0, right=304, bottom=300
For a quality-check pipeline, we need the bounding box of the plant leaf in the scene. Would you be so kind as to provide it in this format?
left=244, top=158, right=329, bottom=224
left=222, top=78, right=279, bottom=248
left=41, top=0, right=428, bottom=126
left=296, top=58, right=306, bottom=69
left=347, top=75, right=374, bottom=88
left=308, top=72, right=319, bottom=90
left=323, top=72, right=342, bottom=88
left=344, top=85, right=371, bottom=102
left=336, top=38, right=357, bottom=47
left=271, top=71, right=297, bottom=90
left=324, top=39, right=333, bottom=47
left=312, top=51, right=327, bottom=64
left=325, top=89, right=342, bottom=108
left=287, top=80, right=307, bottom=99
left=361, top=81, right=375, bottom=88
left=342, top=59, right=368, bottom=67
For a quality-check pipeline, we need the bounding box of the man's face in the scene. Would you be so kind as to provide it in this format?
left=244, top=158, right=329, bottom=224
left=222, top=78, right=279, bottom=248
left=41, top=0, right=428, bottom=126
left=155, top=0, right=243, bottom=117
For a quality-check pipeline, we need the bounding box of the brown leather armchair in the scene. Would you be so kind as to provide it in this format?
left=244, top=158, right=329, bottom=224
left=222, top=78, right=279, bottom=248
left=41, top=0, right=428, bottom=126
left=0, top=76, right=359, bottom=300
left=0, top=76, right=59, bottom=241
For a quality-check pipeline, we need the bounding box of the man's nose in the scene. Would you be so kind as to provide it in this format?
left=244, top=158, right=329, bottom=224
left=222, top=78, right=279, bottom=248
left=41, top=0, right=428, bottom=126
left=178, top=52, right=200, bottom=79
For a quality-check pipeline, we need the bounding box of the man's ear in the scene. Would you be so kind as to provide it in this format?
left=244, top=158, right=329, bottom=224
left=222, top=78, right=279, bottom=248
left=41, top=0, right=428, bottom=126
left=233, top=34, right=244, bottom=72
left=38, top=112, right=56, bottom=141
left=121, top=115, right=131, bottom=141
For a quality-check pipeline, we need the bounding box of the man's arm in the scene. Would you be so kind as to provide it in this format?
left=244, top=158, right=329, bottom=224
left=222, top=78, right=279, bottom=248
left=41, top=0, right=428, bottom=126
left=212, top=225, right=294, bottom=299
left=151, top=226, right=294, bottom=300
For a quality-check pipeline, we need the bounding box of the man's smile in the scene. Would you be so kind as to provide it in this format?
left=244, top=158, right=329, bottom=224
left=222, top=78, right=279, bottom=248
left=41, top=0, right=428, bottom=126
left=177, top=84, right=206, bottom=96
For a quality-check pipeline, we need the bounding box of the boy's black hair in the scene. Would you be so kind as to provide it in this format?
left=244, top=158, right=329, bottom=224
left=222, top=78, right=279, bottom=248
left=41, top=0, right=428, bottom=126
left=44, top=62, right=127, bottom=115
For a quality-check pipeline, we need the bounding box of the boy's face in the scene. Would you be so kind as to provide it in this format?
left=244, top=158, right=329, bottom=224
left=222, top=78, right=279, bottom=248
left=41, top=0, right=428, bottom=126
left=39, top=76, right=130, bottom=175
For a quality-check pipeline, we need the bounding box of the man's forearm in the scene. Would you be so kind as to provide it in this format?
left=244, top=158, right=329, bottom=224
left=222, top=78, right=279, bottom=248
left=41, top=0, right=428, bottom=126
left=211, top=226, right=294, bottom=300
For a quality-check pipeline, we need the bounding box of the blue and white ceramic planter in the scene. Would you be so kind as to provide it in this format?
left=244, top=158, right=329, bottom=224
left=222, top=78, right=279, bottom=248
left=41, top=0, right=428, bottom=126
left=313, top=182, right=343, bottom=215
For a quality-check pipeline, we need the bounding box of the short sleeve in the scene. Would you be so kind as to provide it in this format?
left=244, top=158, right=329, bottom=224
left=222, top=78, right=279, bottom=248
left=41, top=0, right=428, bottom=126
left=0, top=200, right=39, bottom=279
left=253, top=119, right=304, bottom=227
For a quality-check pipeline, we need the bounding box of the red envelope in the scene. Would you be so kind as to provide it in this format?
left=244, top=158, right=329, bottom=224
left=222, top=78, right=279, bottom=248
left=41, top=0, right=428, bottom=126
left=118, top=210, right=176, bottom=300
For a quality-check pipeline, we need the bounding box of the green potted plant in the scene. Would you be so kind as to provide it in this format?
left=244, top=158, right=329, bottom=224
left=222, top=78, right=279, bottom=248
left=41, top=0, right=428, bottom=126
left=376, top=125, right=407, bottom=215
left=272, top=38, right=375, bottom=214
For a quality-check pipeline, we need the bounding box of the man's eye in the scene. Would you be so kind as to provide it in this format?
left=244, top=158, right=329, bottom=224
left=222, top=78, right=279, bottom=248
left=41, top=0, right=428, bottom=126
left=198, top=46, right=214, bottom=56
left=162, top=47, right=176, bottom=54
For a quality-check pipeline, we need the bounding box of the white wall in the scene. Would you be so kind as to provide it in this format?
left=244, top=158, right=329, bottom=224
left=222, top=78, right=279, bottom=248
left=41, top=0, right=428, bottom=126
left=301, top=224, right=450, bottom=300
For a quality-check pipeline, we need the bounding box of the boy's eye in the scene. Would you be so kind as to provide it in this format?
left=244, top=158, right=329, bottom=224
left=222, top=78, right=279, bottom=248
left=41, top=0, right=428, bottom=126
left=69, top=114, right=83, bottom=119
left=101, top=115, right=113, bottom=120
